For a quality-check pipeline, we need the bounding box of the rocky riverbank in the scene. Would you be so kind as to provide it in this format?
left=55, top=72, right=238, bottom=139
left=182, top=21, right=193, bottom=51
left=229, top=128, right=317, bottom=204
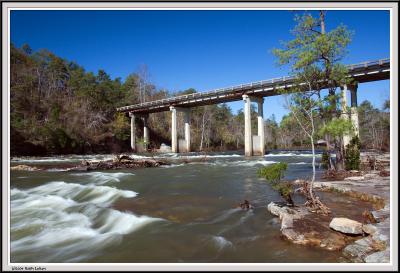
left=267, top=153, right=391, bottom=263
left=267, top=177, right=390, bottom=262
left=313, top=172, right=390, bottom=263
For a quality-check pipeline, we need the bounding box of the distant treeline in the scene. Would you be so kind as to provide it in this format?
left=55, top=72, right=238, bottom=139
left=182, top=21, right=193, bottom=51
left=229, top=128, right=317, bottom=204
left=10, top=44, right=390, bottom=156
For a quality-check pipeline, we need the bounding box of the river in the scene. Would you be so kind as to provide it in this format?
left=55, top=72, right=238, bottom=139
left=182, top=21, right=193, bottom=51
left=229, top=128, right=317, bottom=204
left=10, top=151, right=346, bottom=263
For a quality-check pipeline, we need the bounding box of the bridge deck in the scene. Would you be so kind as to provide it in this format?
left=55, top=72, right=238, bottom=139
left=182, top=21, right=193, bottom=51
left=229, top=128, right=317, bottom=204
left=117, top=59, right=390, bottom=114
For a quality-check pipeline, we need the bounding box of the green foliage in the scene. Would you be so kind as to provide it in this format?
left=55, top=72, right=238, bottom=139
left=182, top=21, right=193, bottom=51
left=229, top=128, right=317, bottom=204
left=257, top=162, right=288, bottom=183
left=111, top=113, right=130, bottom=141
left=321, top=150, right=330, bottom=169
left=273, top=11, right=355, bottom=171
left=319, top=117, right=353, bottom=138
left=345, top=136, right=361, bottom=170
left=258, top=163, right=293, bottom=205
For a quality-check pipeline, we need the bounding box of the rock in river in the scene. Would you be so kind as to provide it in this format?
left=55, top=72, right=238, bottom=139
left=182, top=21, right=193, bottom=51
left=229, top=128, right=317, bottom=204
left=10, top=164, right=41, bottom=171
left=329, top=217, right=363, bottom=235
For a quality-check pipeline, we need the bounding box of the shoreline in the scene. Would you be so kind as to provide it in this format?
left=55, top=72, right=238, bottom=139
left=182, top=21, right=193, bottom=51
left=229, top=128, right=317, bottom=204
left=267, top=163, right=390, bottom=263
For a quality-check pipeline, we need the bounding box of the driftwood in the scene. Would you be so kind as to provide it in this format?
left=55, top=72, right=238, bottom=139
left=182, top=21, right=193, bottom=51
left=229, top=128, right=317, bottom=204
left=69, top=155, right=169, bottom=171
left=296, top=179, right=331, bottom=215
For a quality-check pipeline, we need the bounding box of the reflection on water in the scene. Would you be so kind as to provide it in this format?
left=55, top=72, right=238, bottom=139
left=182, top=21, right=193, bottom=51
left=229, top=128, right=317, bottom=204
left=10, top=151, right=345, bottom=263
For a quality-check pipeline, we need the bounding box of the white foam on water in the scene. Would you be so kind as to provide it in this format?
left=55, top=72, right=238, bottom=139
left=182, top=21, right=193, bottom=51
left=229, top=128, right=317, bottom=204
left=184, top=154, right=241, bottom=159
left=11, top=154, right=149, bottom=163
left=159, top=164, right=185, bottom=168
left=10, top=180, right=160, bottom=262
left=187, top=160, right=277, bottom=167
left=11, top=157, right=74, bottom=163
left=265, top=153, right=321, bottom=157
left=156, top=153, right=242, bottom=159
left=71, top=171, right=135, bottom=184
left=289, top=162, right=309, bottom=165
left=231, top=160, right=277, bottom=167
left=211, top=236, right=234, bottom=251
left=47, top=168, right=68, bottom=172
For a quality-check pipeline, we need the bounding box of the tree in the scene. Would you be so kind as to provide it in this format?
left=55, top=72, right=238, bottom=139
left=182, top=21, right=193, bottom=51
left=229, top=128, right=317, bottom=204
left=273, top=11, right=354, bottom=214
left=358, top=100, right=390, bottom=151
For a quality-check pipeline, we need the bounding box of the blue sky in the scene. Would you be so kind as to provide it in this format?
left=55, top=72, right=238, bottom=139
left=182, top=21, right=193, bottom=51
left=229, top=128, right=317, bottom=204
left=11, top=10, right=390, bottom=122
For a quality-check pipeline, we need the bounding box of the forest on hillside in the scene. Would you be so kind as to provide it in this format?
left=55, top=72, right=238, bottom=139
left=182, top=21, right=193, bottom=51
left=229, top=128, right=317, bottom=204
left=10, top=44, right=390, bottom=156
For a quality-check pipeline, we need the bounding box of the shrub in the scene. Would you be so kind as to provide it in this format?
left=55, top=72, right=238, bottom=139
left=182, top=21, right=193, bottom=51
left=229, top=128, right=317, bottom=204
left=257, top=162, right=294, bottom=206
left=345, top=136, right=361, bottom=170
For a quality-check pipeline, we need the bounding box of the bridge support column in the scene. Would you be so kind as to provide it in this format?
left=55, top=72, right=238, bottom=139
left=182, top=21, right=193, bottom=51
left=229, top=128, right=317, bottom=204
left=350, top=84, right=359, bottom=138
left=142, top=114, right=149, bottom=150
left=340, top=84, right=351, bottom=147
left=243, top=95, right=253, bottom=156
left=170, top=106, right=178, bottom=153
left=184, top=109, right=191, bottom=153
left=257, top=97, right=265, bottom=156
left=129, top=112, right=136, bottom=152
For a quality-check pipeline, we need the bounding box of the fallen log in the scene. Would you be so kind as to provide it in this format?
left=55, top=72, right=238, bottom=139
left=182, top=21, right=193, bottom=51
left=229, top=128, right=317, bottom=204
left=70, top=155, right=169, bottom=171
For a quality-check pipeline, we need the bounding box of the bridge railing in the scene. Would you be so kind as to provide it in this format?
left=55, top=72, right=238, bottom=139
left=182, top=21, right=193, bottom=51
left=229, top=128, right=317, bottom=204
left=117, top=58, right=389, bottom=112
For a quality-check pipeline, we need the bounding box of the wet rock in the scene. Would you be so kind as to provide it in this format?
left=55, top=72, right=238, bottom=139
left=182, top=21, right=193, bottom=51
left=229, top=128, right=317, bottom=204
left=267, top=202, right=296, bottom=218
left=371, top=205, right=390, bottom=222
left=281, top=213, right=294, bottom=229
left=364, top=249, right=390, bottom=263
left=362, top=224, right=378, bottom=235
left=343, top=237, right=375, bottom=262
left=10, top=164, right=41, bottom=171
left=343, top=220, right=390, bottom=263
left=329, top=217, right=363, bottom=235
left=268, top=202, right=347, bottom=251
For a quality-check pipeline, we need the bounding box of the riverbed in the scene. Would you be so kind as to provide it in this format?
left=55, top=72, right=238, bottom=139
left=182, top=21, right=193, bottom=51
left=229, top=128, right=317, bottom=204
left=10, top=151, right=357, bottom=263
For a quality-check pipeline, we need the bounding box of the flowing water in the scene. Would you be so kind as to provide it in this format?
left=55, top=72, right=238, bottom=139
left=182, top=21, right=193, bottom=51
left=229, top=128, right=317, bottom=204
left=10, top=151, right=346, bottom=263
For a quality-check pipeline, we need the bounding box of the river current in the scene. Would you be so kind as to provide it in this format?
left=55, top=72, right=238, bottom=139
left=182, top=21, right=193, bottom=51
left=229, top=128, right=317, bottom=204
left=10, top=151, right=344, bottom=263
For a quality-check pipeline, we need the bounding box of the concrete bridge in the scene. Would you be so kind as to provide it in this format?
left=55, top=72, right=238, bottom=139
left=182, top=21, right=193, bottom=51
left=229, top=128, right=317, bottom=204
left=117, top=58, right=390, bottom=156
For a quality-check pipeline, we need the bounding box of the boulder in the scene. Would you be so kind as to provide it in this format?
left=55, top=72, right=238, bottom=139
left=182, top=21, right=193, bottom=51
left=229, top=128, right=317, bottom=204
left=343, top=237, right=375, bottom=262
left=329, top=217, right=363, bottom=235
left=362, top=224, right=378, bottom=235
left=267, top=202, right=295, bottom=218
left=267, top=202, right=347, bottom=251
left=364, top=250, right=390, bottom=263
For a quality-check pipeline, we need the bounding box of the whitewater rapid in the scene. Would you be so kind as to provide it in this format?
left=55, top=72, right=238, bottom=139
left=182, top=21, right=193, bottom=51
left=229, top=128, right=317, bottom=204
left=10, top=172, right=161, bottom=262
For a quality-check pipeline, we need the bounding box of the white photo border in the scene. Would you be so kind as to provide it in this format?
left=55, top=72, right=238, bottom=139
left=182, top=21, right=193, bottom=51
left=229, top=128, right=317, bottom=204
left=2, top=1, right=398, bottom=271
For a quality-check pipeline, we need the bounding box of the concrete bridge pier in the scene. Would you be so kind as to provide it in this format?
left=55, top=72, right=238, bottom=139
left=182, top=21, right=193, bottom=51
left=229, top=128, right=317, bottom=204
left=341, top=83, right=360, bottom=148
left=170, top=106, right=178, bottom=153
left=243, top=95, right=253, bottom=156
left=184, top=109, right=191, bottom=153
left=170, top=106, right=191, bottom=153
left=243, top=95, right=265, bottom=156
left=142, top=114, right=149, bottom=149
left=129, top=112, right=136, bottom=151
left=256, top=97, right=265, bottom=156
left=341, top=84, right=351, bottom=147
left=350, top=83, right=359, bottom=137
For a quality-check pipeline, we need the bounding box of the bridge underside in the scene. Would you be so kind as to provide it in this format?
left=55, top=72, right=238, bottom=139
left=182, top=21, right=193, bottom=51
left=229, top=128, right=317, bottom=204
left=118, top=59, right=390, bottom=155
